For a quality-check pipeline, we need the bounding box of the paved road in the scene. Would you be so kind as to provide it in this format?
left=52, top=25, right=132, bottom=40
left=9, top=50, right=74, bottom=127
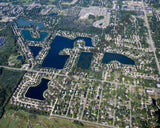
left=50, top=113, right=117, bottom=128
left=0, top=65, right=67, bottom=77
left=113, top=83, right=117, bottom=126
left=142, top=0, right=160, bottom=74
left=97, top=88, right=103, bottom=123
left=0, top=65, right=138, bottom=88
left=50, top=98, right=58, bottom=116
left=62, top=0, right=78, bottom=5
left=65, top=84, right=77, bottom=117
left=80, top=86, right=90, bottom=120
left=129, top=84, right=132, bottom=127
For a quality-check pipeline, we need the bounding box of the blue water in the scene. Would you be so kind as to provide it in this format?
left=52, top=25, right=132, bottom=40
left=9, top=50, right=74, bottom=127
left=74, top=37, right=93, bottom=47
left=21, top=30, right=48, bottom=41
left=102, top=52, right=135, bottom=65
left=0, top=37, right=5, bottom=47
left=16, top=18, right=45, bottom=28
left=42, top=36, right=93, bottom=69
left=48, top=13, right=58, bottom=16
left=16, top=56, right=22, bottom=60
left=152, top=99, right=160, bottom=124
left=29, top=46, right=42, bottom=58
left=25, top=78, right=50, bottom=100
left=77, top=52, right=93, bottom=69
left=123, top=6, right=128, bottom=9
left=42, top=36, right=74, bottom=69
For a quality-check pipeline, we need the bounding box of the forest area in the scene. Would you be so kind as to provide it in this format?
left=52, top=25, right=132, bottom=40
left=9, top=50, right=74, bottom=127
left=0, top=68, right=25, bottom=118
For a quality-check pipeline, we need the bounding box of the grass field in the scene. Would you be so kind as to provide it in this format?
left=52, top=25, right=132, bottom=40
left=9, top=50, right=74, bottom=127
left=0, top=109, right=103, bottom=128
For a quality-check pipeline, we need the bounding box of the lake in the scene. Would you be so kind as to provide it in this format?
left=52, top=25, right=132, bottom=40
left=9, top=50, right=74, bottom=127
left=48, top=13, right=58, bottom=16
left=29, top=46, right=42, bottom=58
left=16, top=56, right=22, bottom=60
left=16, top=18, right=45, bottom=28
left=0, top=37, right=5, bottom=47
left=152, top=99, right=160, bottom=124
left=42, top=36, right=74, bottom=69
left=77, top=52, right=93, bottom=69
left=21, top=30, right=48, bottom=42
left=25, top=78, right=50, bottom=100
left=42, top=36, right=93, bottom=69
left=102, top=52, right=135, bottom=65
left=74, top=37, right=93, bottom=47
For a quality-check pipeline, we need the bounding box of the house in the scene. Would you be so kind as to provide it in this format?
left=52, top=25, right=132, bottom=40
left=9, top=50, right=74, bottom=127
left=157, top=82, right=160, bottom=88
